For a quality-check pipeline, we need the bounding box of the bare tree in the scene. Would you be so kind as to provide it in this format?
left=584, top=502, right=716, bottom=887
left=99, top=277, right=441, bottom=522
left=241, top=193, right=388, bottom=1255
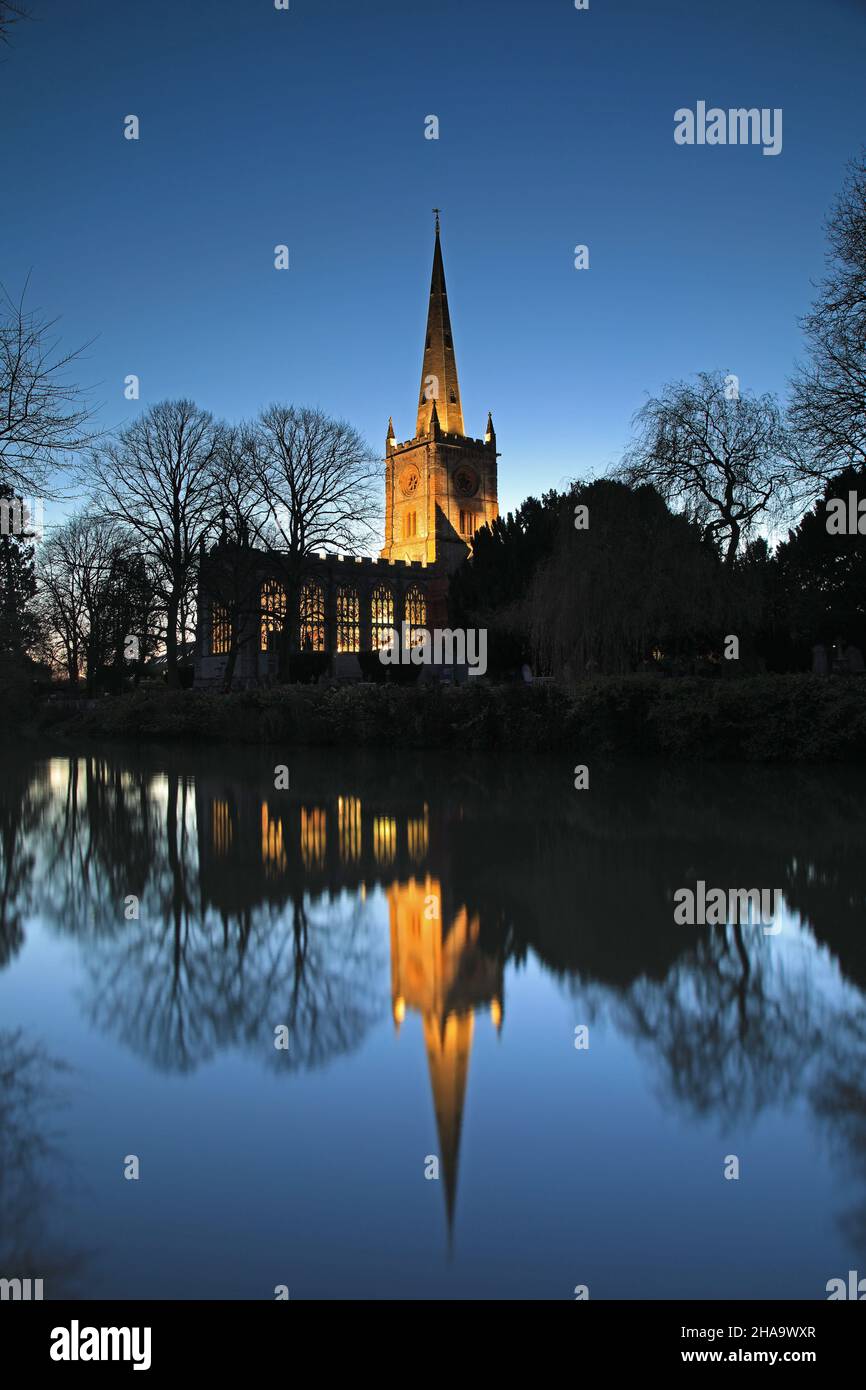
left=88, top=400, right=220, bottom=687
left=789, top=153, right=866, bottom=489
left=0, top=281, right=95, bottom=498
left=618, top=370, right=793, bottom=566
left=248, top=405, right=380, bottom=674
left=206, top=425, right=266, bottom=691
left=0, top=2, right=28, bottom=48
left=38, top=512, right=129, bottom=689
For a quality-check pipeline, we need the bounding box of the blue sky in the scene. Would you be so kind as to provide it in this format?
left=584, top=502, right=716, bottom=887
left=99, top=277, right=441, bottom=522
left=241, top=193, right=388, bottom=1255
left=3, top=0, right=865, bottom=525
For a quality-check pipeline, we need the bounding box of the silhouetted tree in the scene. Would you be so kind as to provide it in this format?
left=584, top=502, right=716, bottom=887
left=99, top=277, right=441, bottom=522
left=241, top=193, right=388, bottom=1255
left=529, top=480, right=723, bottom=677
left=0, top=282, right=93, bottom=498
left=618, top=370, right=793, bottom=565
left=248, top=406, right=380, bottom=677
left=775, top=464, right=866, bottom=649
left=88, top=400, right=220, bottom=686
left=450, top=492, right=562, bottom=669
left=206, top=425, right=266, bottom=691
left=0, top=2, right=28, bottom=50
left=0, top=484, right=39, bottom=656
left=789, top=154, right=866, bottom=490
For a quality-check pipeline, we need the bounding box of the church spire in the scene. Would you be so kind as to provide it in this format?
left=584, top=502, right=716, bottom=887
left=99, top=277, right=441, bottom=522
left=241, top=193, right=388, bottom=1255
left=416, top=212, right=465, bottom=438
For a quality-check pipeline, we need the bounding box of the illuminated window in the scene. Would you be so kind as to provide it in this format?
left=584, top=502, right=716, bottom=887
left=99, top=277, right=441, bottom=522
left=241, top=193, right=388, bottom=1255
left=261, top=581, right=287, bottom=652
left=211, top=605, right=232, bottom=655
left=405, top=584, right=427, bottom=649
left=459, top=510, right=475, bottom=537
left=261, top=803, right=286, bottom=876
left=300, top=806, right=327, bottom=870
left=299, top=580, right=326, bottom=652
left=404, top=511, right=417, bottom=539
left=212, top=799, right=232, bottom=855
left=336, top=584, right=360, bottom=652
left=373, top=815, right=396, bottom=864
left=338, top=795, right=361, bottom=863
left=371, top=583, right=394, bottom=649
left=407, top=805, right=429, bottom=861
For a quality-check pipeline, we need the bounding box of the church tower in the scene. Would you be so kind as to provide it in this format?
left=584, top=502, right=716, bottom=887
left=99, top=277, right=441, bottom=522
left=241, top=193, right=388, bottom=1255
left=381, top=215, right=499, bottom=572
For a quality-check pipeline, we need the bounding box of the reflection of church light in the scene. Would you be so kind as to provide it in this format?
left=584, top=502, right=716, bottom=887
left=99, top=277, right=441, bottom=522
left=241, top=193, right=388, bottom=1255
left=387, top=877, right=503, bottom=1238
left=407, top=803, right=429, bottom=861
left=338, top=795, right=361, bottom=862
left=373, top=815, right=397, bottom=864
left=212, top=799, right=232, bottom=855
left=261, top=803, right=287, bottom=874
left=300, top=806, right=327, bottom=870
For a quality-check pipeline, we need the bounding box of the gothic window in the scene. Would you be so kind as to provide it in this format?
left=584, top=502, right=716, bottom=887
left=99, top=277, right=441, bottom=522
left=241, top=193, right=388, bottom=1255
left=404, top=511, right=417, bottom=540
left=299, top=579, right=326, bottom=652
left=211, top=605, right=232, bottom=655
left=371, top=584, right=394, bottom=649
left=405, top=584, right=427, bottom=648
left=459, top=510, right=475, bottom=537
left=336, top=584, right=360, bottom=652
left=260, top=580, right=287, bottom=652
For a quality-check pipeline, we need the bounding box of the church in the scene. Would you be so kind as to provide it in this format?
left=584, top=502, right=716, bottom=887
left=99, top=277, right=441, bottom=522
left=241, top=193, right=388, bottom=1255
left=195, top=217, right=500, bottom=686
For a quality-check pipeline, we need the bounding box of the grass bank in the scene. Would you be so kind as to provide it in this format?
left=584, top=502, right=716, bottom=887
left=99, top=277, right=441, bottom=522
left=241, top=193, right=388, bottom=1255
left=27, top=675, right=866, bottom=762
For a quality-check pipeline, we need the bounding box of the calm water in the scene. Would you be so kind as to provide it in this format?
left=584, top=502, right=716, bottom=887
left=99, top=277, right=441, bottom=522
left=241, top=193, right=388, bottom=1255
left=1, top=744, right=865, bottom=1300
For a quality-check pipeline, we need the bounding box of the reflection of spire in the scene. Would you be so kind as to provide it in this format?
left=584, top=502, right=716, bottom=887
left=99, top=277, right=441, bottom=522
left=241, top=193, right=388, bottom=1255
left=423, top=1010, right=473, bottom=1238
left=387, top=877, right=502, bottom=1244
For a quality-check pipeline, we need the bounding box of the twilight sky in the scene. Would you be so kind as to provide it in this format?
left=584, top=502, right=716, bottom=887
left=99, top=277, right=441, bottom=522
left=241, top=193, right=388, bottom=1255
left=3, top=0, right=865, bottom=526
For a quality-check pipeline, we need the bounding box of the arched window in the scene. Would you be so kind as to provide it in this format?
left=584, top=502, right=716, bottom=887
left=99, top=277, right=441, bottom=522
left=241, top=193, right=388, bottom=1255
left=260, top=580, right=286, bottom=652
left=211, top=605, right=232, bottom=655
left=299, top=579, right=325, bottom=652
left=336, top=584, right=360, bottom=653
left=371, top=583, right=394, bottom=649
left=405, top=584, right=427, bottom=649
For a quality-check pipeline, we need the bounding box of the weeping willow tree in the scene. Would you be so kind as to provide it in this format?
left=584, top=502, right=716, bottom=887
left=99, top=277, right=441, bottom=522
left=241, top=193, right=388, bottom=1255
left=529, top=480, right=724, bottom=678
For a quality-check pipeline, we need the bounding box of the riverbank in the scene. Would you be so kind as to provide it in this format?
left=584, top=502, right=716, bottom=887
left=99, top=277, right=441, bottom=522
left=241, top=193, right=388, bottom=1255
left=24, top=674, right=866, bottom=761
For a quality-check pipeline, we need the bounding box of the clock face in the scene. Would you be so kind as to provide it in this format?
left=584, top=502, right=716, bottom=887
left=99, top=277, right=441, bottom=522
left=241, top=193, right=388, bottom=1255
left=399, top=466, right=421, bottom=497
left=453, top=465, right=479, bottom=497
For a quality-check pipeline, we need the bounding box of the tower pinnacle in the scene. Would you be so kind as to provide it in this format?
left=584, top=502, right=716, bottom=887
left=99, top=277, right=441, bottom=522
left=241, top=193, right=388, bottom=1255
left=416, top=215, right=465, bottom=438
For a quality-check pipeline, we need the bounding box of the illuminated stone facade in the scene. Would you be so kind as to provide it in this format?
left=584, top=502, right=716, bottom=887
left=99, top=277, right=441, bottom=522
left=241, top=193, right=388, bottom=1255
left=194, top=219, right=497, bottom=686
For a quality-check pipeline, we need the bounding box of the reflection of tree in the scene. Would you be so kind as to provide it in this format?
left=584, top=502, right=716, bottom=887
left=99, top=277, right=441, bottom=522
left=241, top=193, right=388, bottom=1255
left=0, top=1028, right=85, bottom=1292
left=603, top=925, right=819, bottom=1123
left=83, top=890, right=383, bottom=1073
left=5, top=742, right=866, bottom=1230
left=810, top=1008, right=866, bottom=1244
left=38, top=756, right=161, bottom=941
left=0, top=762, right=48, bottom=968
left=69, top=770, right=385, bottom=1073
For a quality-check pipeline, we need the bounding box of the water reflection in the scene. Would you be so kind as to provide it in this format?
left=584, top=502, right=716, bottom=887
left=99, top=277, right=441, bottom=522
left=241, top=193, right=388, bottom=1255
left=2, top=747, right=866, bottom=1281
